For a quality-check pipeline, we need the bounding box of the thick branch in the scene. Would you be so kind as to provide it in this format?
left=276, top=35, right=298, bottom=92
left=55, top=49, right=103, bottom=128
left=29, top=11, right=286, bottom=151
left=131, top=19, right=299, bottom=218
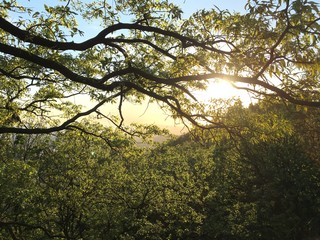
left=0, top=17, right=230, bottom=54
left=0, top=42, right=110, bottom=90
left=2, top=41, right=320, bottom=108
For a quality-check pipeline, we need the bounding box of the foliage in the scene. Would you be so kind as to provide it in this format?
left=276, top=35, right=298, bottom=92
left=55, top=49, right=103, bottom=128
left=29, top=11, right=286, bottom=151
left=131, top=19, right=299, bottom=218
left=1, top=0, right=320, bottom=135
left=206, top=135, right=320, bottom=240
left=1, top=0, right=320, bottom=239
left=0, top=121, right=214, bottom=239
left=1, top=101, right=320, bottom=239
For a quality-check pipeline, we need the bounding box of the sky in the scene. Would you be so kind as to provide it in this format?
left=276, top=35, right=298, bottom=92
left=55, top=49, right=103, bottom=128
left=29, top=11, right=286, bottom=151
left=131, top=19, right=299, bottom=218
left=10, top=0, right=252, bottom=134
left=174, top=0, right=248, bottom=16
left=95, top=0, right=253, bottom=134
left=72, top=0, right=253, bottom=133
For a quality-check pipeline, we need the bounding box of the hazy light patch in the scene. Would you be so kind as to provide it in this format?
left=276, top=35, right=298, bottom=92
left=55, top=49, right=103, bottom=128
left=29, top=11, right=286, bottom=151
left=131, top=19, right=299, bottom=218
left=102, top=99, right=187, bottom=135
left=73, top=95, right=186, bottom=135
left=193, top=79, right=254, bottom=106
left=71, top=80, right=255, bottom=135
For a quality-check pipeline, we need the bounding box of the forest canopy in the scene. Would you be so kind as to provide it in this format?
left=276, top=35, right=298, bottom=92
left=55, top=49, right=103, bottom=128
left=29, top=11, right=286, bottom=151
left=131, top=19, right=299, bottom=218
left=0, top=101, right=320, bottom=239
left=1, top=0, right=320, bottom=135
left=1, top=1, right=320, bottom=239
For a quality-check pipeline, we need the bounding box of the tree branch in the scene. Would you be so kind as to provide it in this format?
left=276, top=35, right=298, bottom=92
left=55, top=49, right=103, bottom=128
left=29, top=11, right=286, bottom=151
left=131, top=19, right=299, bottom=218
left=0, top=17, right=230, bottom=54
left=0, top=98, right=108, bottom=134
left=2, top=41, right=319, bottom=109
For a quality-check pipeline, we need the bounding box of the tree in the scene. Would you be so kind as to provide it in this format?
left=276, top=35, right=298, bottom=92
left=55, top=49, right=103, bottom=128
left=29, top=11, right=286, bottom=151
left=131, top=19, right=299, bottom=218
left=1, top=0, right=320, bottom=135
left=199, top=102, right=320, bottom=240
left=0, top=121, right=214, bottom=239
left=0, top=96, right=319, bottom=239
left=0, top=122, right=134, bottom=239
left=202, top=136, right=320, bottom=240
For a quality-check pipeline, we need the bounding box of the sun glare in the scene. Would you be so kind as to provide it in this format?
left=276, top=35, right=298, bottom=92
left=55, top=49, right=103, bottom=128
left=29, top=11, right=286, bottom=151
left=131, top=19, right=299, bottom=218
left=193, top=79, right=253, bottom=106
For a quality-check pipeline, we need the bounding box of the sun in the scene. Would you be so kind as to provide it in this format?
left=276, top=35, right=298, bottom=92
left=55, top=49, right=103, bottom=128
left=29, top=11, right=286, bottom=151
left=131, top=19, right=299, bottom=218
left=207, top=79, right=238, bottom=99
left=193, top=79, right=253, bottom=106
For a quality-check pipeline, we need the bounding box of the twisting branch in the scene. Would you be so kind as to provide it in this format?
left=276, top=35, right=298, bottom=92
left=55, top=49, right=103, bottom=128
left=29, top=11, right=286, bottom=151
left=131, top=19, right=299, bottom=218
left=0, top=17, right=232, bottom=54
left=2, top=40, right=320, bottom=109
left=1, top=0, right=320, bottom=136
left=118, top=85, right=125, bottom=127
left=124, top=82, right=225, bottom=129
left=107, top=38, right=177, bottom=60
left=67, top=125, right=117, bottom=150
left=0, top=98, right=108, bottom=134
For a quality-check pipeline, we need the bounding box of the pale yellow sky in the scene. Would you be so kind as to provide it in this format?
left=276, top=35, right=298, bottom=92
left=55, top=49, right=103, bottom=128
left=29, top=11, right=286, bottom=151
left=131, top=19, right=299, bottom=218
left=73, top=95, right=186, bottom=134
left=73, top=80, right=254, bottom=135
left=102, top=99, right=187, bottom=134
